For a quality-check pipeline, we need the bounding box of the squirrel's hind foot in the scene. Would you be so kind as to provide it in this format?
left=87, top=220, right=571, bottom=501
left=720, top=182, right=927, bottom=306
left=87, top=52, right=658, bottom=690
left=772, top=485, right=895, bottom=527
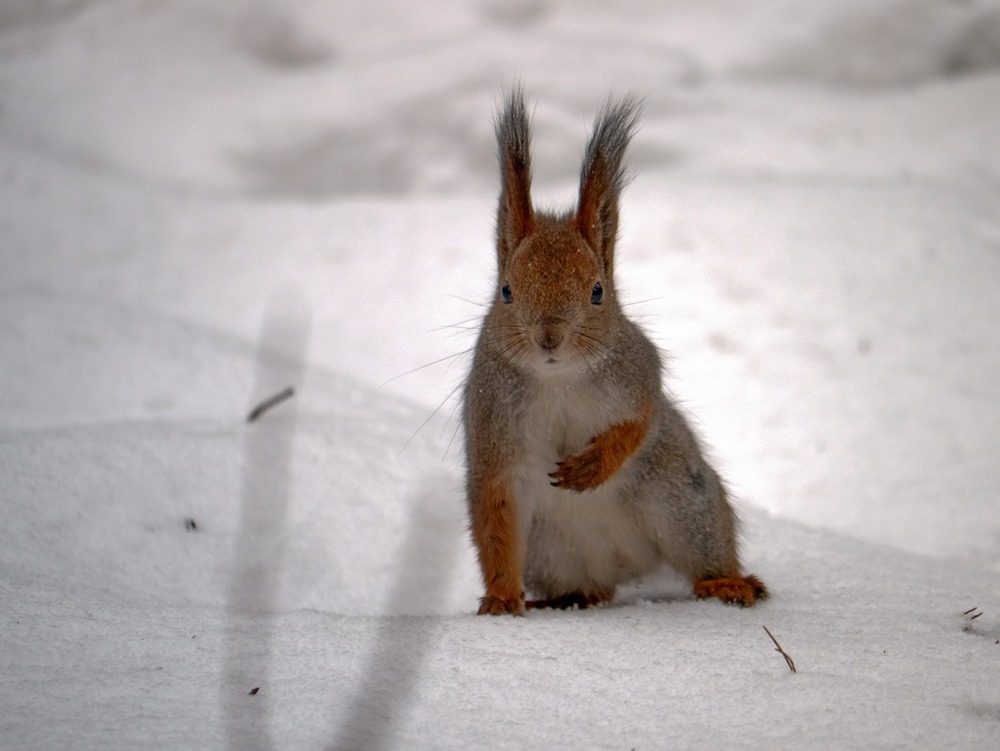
left=693, top=574, right=767, bottom=607
left=525, top=588, right=615, bottom=611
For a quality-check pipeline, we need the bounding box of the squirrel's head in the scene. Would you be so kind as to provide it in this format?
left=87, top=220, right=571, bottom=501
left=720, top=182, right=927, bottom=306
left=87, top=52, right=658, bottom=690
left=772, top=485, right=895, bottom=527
left=490, top=87, right=640, bottom=375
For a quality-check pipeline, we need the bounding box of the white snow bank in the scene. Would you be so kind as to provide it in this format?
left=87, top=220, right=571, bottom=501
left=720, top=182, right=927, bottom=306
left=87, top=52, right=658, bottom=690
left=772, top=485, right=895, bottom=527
left=3, top=349, right=999, bottom=747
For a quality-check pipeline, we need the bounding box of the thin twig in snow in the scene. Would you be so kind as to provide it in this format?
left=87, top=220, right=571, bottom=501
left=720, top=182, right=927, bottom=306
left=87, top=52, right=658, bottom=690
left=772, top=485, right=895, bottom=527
left=763, top=625, right=797, bottom=674
left=246, top=386, right=295, bottom=423
left=963, top=606, right=983, bottom=620
left=962, top=606, right=984, bottom=633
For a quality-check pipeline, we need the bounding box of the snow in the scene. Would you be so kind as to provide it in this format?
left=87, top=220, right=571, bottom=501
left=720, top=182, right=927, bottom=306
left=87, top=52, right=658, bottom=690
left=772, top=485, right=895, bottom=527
left=2, top=0, right=999, bottom=748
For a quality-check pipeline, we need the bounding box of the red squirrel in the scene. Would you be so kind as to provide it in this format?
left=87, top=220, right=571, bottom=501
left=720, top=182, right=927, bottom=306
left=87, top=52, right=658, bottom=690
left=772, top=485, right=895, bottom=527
left=463, top=88, right=766, bottom=615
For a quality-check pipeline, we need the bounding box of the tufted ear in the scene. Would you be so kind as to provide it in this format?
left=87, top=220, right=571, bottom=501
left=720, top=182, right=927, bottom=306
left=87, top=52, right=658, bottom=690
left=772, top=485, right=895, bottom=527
left=494, top=87, right=535, bottom=271
left=576, top=97, right=640, bottom=281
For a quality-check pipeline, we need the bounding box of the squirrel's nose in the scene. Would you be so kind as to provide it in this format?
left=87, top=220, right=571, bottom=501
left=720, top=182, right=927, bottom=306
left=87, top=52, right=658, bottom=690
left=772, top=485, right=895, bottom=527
left=534, top=326, right=565, bottom=352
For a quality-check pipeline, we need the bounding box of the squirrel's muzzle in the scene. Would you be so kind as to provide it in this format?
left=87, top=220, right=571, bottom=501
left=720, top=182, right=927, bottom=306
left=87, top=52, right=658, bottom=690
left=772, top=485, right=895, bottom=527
left=531, top=321, right=569, bottom=359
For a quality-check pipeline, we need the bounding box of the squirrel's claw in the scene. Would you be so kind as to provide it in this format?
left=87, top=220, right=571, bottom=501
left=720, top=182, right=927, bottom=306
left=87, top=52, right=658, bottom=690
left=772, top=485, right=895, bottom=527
left=549, top=449, right=604, bottom=492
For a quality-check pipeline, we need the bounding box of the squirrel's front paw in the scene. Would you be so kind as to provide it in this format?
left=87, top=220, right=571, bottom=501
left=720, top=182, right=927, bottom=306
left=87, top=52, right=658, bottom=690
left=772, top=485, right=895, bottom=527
left=549, top=444, right=608, bottom=492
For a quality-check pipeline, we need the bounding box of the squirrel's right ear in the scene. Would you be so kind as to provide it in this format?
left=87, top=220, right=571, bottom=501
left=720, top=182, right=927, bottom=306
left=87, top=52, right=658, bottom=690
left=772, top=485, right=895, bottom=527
left=494, top=87, right=534, bottom=270
left=576, top=96, right=640, bottom=280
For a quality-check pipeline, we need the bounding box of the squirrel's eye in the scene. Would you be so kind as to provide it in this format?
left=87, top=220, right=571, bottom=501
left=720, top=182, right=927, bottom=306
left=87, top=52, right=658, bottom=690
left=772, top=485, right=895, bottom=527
left=590, top=281, right=604, bottom=305
left=501, top=282, right=513, bottom=304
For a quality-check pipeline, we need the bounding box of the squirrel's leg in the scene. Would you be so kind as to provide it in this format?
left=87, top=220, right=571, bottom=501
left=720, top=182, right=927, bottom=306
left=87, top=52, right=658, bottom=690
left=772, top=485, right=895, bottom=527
left=470, top=473, right=525, bottom=615
left=549, top=401, right=653, bottom=492
left=674, top=479, right=768, bottom=607
left=693, top=574, right=767, bottom=607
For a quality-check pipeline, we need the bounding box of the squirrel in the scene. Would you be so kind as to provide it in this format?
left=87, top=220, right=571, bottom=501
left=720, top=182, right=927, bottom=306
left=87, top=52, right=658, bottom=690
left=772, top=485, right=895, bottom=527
left=462, top=87, right=767, bottom=616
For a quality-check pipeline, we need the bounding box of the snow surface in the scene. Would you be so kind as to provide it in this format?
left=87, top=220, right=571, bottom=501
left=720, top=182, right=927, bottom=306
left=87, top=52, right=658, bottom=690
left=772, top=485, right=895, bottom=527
left=2, top=0, right=1000, bottom=748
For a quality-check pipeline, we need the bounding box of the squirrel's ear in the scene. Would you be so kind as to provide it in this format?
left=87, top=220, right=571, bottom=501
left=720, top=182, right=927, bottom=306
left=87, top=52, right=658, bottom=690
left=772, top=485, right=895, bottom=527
left=495, top=87, right=534, bottom=270
left=576, top=97, right=640, bottom=279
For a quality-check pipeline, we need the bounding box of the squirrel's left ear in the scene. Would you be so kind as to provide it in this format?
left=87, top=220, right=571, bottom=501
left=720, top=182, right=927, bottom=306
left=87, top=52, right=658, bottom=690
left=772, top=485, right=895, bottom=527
left=495, top=86, right=535, bottom=272
left=576, top=97, right=640, bottom=281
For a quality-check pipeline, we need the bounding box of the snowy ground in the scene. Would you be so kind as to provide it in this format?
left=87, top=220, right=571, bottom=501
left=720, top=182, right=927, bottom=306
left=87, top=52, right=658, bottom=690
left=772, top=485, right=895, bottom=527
left=2, top=1, right=1000, bottom=748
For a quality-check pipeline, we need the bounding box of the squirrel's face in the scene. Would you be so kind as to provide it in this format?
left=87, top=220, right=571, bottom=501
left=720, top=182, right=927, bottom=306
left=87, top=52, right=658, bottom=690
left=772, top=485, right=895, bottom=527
left=495, top=218, right=612, bottom=376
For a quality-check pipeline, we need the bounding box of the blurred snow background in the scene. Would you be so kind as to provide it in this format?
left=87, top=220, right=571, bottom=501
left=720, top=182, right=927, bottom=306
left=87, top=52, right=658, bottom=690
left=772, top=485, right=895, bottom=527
left=2, top=1, right=999, bottom=748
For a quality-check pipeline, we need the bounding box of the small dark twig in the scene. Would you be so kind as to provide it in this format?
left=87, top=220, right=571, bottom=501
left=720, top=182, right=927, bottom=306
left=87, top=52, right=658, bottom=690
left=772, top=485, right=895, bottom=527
left=247, top=386, right=295, bottom=422
left=763, top=626, right=797, bottom=674
left=962, top=606, right=986, bottom=634
left=962, top=606, right=985, bottom=633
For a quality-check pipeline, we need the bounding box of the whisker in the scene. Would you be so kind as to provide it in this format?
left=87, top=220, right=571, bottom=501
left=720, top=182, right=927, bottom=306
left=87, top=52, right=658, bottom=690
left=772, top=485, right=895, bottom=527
left=621, top=295, right=666, bottom=308
left=398, top=376, right=467, bottom=457
left=380, top=347, right=475, bottom=387
left=447, top=294, right=490, bottom=308
left=429, top=316, right=484, bottom=334
left=444, top=420, right=464, bottom=460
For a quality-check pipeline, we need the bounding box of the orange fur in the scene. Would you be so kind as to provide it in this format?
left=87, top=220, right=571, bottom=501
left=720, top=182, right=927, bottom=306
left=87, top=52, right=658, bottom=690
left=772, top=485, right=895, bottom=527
left=549, top=401, right=653, bottom=491
left=693, top=574, right=768, bottom=607
left=471, top=473, right=524, bottom=615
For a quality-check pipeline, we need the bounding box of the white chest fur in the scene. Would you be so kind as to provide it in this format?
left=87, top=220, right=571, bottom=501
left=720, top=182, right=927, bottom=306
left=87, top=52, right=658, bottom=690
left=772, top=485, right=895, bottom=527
left=514, top=374, right=660, bottom=595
